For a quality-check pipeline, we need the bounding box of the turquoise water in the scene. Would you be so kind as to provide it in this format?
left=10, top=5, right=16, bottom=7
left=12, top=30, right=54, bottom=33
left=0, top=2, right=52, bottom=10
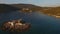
left=0, top=11, right=60, bottom=34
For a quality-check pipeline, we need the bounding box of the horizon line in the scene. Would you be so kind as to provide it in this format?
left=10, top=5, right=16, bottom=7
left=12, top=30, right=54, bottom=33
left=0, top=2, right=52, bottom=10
left=0, top=3, right=60, bottom=7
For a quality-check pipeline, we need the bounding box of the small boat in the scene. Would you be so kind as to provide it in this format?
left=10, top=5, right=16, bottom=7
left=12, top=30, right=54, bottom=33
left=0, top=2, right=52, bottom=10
left=1, top=19, right=31, bottom=32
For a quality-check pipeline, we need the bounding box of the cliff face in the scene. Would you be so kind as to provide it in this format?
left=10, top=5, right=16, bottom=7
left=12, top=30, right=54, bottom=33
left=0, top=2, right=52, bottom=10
left=0, top=4, right=19, bottom=13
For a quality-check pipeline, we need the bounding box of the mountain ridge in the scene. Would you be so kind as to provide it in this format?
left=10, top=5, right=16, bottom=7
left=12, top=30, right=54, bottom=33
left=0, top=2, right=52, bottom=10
left=0, top=4, right=19, bottom=13
left=0, top=4, right=60, bottom=18
left=10, top=4, right=42, bottom=11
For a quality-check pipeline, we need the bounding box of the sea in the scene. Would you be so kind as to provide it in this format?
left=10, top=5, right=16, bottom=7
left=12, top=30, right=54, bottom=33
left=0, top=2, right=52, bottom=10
left=0, top=11, right=60, bottom=34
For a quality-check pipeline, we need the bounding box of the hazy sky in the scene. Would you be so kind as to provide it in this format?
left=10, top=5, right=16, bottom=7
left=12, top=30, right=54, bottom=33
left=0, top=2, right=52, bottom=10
left=0, top=0, right=60, bottom=7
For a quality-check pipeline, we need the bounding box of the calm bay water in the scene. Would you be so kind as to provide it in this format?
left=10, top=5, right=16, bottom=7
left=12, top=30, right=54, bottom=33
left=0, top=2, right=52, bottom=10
left=0, top=11, right=60, bottom=34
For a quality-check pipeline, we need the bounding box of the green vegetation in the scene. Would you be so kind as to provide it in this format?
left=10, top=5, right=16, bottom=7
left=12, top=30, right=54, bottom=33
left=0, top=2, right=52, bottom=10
left=0, top=4, right=19, bottom=13
left=10, top=4, right=42, bottom=11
